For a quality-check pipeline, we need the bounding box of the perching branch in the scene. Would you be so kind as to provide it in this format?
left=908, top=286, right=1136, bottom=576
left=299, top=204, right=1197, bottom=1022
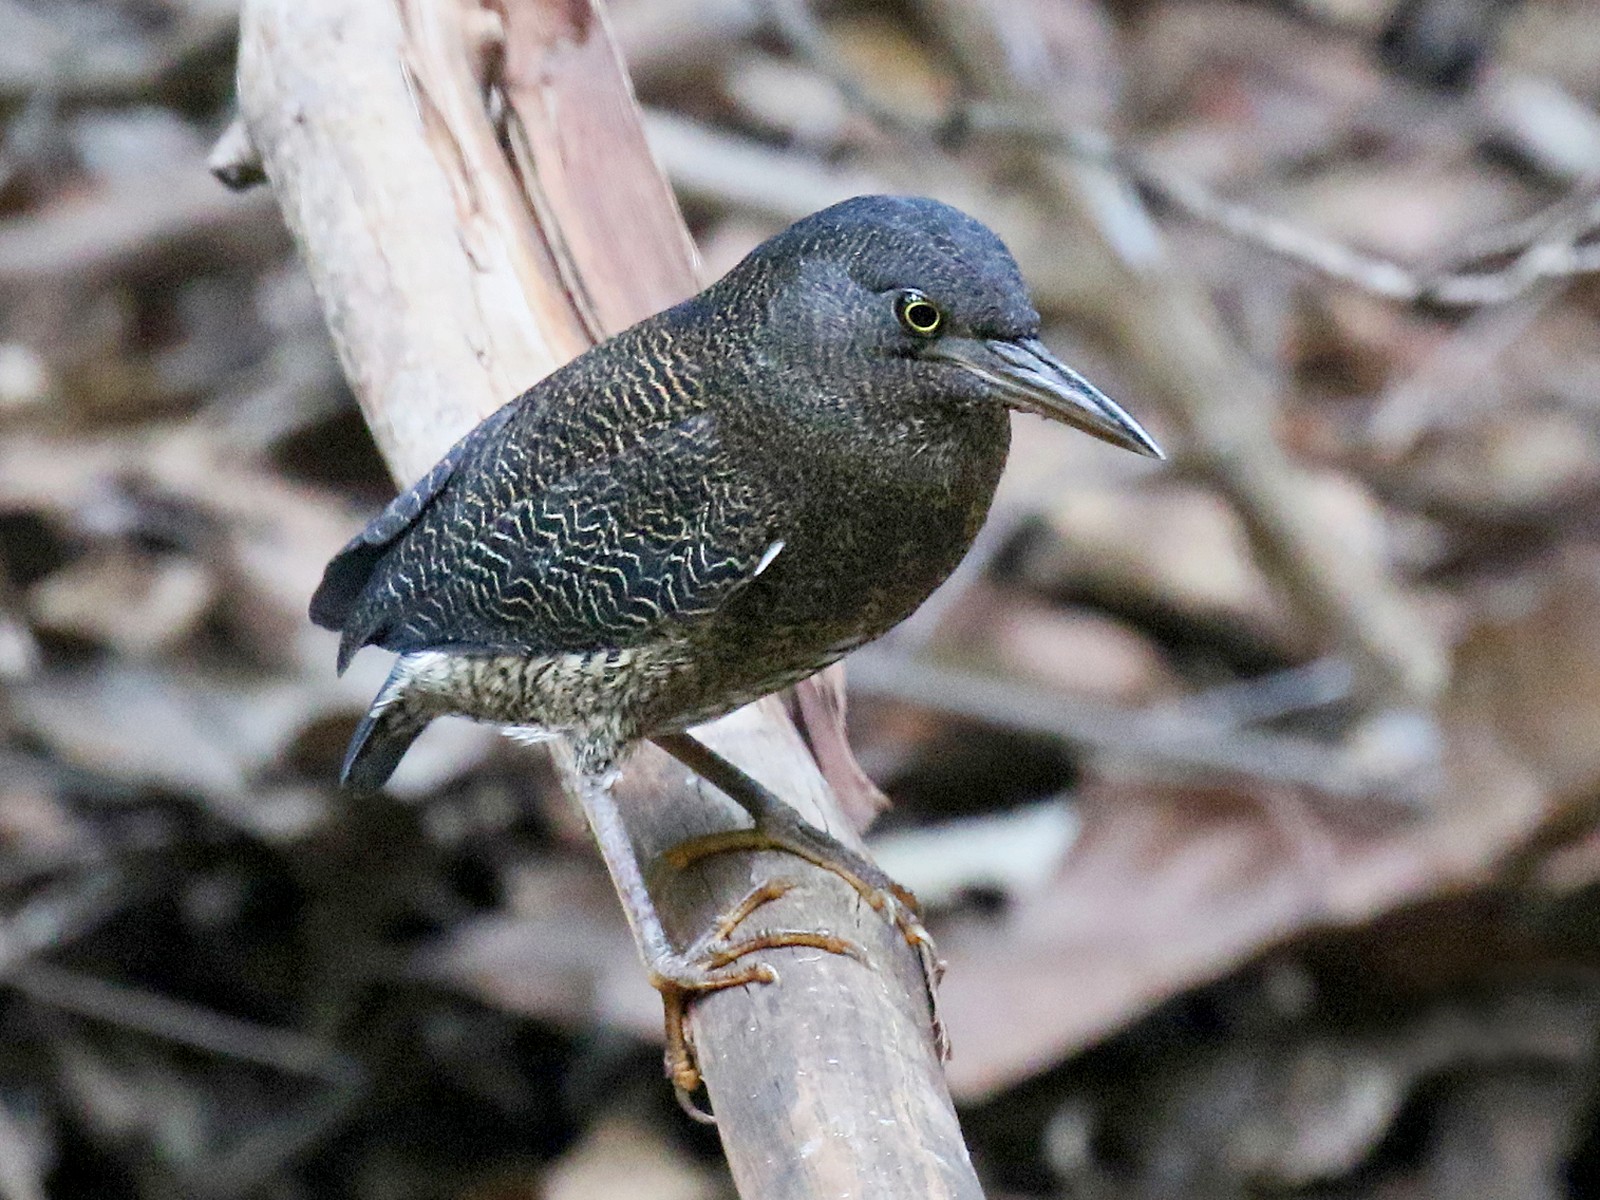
left=229, top=2, right=982, bottom=1197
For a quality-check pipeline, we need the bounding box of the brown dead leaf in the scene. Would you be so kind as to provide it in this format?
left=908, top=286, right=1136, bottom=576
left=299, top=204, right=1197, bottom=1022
left=936, top=713, right=1547, bottom=1098
left=1399, top=405, right=1600, bottom=521
left=0, top=428, right=369, bottom=674
left=542, top=1114, right=728, bottom=1200
left=826, top=9, right=954, bottom=127
left=1449, top=546, right=1600, bottom=801
left=1284, top=162, right=1536, bottom=265
left=0, top=771, right=92, bottom=867
left=1130, top=1, right=1387, bottom=179
left=1024, top=481, right=1296, bottom=649
left=8, top=662, right=370, bottom=820
left=941, top=584, right=1181, bottom=704
left=1056, top=986, right=1599, bottom=1193
left=723, top=55, right=854, bottom=151
left=28, top=548, right=214, bottom=657
left=417, top=857, right=660, bottom=1039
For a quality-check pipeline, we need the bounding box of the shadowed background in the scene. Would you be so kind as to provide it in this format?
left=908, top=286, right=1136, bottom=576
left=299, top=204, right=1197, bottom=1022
left=4, top=0, right=1600, bottom=1197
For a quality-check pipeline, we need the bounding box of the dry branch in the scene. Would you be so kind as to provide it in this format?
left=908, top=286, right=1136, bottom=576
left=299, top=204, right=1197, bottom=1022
left=846, top=648, right=1414, bottom=807
left=231, top=1, right=981, bottom=1196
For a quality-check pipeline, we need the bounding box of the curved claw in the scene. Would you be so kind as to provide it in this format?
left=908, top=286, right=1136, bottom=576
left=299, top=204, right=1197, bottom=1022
left=650, top=879, right=866, bottom=1107
left=662, top=818, right=948, bottom=1058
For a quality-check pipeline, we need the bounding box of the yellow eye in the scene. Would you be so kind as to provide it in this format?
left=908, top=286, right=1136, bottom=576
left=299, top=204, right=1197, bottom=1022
left=895, top=290, right=944, bottom=337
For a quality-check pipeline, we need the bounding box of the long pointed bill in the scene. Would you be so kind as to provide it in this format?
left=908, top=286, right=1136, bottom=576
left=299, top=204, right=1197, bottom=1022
left=930, top=336, right=1164, bottom=458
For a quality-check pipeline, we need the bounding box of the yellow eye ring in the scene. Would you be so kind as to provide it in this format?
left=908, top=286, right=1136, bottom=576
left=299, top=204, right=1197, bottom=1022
left=895, top=290, right=944, bottom=337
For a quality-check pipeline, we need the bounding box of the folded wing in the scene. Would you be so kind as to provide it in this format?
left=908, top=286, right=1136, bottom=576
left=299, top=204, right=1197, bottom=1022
left=311, top=408, right=773, bottom=671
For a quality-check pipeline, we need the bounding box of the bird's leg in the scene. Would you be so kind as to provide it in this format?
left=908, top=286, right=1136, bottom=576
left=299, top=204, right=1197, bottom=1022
left=651, top=731, right=934, bottom=947
left=571, top=771, right=863, bottom=1107
left=650, top=731, right=948, bottom=1056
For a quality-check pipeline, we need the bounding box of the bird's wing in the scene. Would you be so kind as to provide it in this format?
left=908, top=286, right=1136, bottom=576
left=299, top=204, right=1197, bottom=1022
left=309, top=402, right=517, bottom=642
left=320, top=410, right=775, bottom=669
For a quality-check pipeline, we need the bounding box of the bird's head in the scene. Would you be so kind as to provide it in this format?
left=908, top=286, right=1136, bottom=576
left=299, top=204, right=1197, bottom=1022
left=721, top=194, right=1162, bottom=459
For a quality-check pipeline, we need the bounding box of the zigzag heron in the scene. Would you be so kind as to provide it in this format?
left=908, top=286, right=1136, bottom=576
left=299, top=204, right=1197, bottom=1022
left=311, top=195, right=1162, bottom=1097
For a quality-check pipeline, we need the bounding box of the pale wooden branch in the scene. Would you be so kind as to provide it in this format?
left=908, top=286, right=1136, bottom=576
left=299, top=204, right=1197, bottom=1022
left=233, top=1, right=982, bottom=1196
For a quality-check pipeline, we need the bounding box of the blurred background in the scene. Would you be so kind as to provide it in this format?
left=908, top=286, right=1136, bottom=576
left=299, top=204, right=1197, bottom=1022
left=5, top=0, right=1600, bottom=1196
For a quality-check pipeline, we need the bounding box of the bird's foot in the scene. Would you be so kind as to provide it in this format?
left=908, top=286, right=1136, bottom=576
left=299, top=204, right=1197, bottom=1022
left=651, top=878, right=865, bottom=1118
left=661, top=809, right=949, bottom=1061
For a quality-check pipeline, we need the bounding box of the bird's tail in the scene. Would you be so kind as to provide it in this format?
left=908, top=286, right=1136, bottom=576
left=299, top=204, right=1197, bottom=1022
left=341, top=660, right=432, bottom=791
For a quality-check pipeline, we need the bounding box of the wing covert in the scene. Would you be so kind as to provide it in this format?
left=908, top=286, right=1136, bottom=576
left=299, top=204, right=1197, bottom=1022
left=332, top=412, right=775, bottom=665
left=309, top=403, right=517, bottom=644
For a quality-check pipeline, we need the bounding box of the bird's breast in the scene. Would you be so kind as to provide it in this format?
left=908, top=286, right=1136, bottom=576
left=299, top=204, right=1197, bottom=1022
left=734, top=402, right=1010, bottom=646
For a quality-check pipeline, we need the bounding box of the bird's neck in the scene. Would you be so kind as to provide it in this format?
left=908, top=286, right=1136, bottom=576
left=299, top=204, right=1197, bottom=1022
left=720, top=358, right=1010, bottom=519
left=653, top=299, right=1011, bottom=512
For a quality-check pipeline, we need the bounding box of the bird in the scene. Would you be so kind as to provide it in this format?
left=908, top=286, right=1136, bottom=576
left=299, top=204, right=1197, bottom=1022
left=310, top=194, right=1161, bottom=1092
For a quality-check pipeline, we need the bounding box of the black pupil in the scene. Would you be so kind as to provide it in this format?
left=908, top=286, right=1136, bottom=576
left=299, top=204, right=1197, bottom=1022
left=905, top=301, right=938, bottom=331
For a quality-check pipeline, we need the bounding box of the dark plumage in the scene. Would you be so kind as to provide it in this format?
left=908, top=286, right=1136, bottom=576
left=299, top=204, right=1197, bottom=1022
left=312, top=194, right=1160, bottom=790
